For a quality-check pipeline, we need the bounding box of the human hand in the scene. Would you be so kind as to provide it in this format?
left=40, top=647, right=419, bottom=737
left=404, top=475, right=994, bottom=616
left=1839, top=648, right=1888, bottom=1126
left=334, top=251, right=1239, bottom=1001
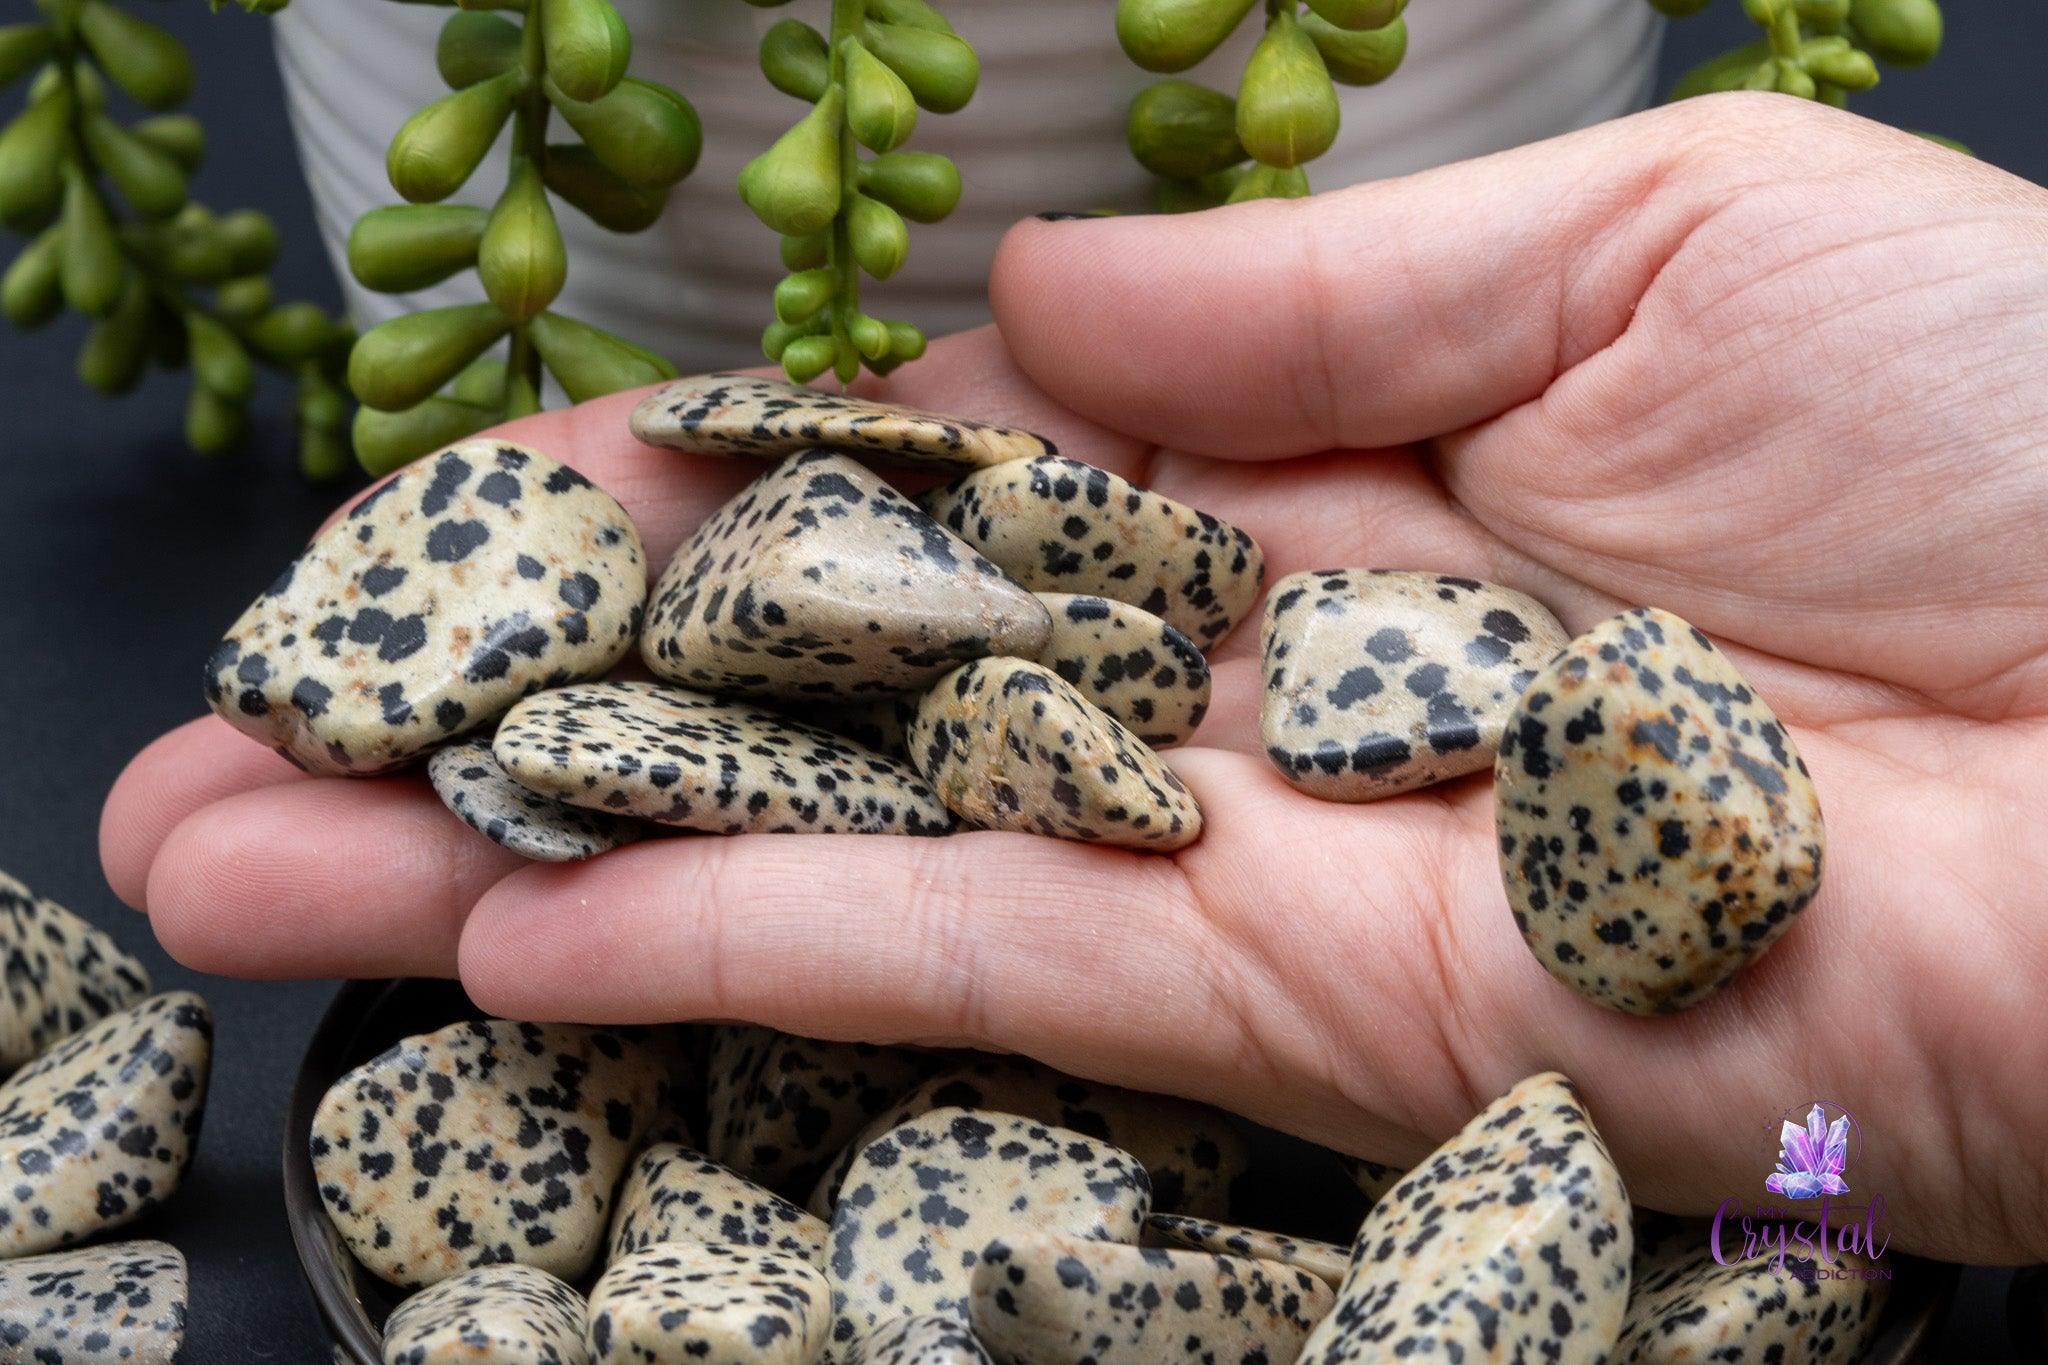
left=103, top=94, right=2048, bottom=1262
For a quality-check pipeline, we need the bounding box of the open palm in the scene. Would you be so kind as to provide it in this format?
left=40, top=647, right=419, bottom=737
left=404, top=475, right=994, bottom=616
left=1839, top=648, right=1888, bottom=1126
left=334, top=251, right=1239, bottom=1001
left=103, top=96, right=2048, bottom=1263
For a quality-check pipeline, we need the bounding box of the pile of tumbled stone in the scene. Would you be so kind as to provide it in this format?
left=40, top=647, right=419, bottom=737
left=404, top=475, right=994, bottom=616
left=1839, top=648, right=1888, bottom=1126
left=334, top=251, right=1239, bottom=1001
left=206, top=372, right=1824, bottom=1017
left=205, top=373, right=1258, bottom=857
left=206, top=371, right=1825, bottom=1014
left=0, top=870, right=211, bottom=1363
left=312, top=1018, right=1891, bottom=1364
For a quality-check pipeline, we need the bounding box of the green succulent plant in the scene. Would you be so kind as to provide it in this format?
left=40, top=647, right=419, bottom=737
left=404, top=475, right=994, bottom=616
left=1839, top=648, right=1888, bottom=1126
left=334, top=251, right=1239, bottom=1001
left=0, top=0, right=353, bottom=475
left=0, top=0, right=1964, bottom=480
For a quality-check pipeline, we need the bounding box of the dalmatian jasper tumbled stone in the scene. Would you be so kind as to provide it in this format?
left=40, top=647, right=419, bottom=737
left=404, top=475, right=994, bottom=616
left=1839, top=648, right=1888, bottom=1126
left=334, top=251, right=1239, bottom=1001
left=1033, top=594, right=1211, bottom=748
left=808, top=1055, right=1246, bottom=1220
left=310, top=1020, right=660, bottom=1287
left=909, top=659, right=1202, bottom=851
left=1335, top=1153, right=1403, bottom=1207
left=827, top=1108, right=1152, bottom=1350
left=641, top=451, right=1050, bottom=701
left=630, top=373, right=1056, bottom=473
left=382, top=1263, right=590, bottom=1365
left=1613, top=1224, right=1889, bottom=1364
left=495, top=682, right=953, bottom=835
left=843, top=1314, right=991, bottom=1364
left=704, top=1026, right=937, bottom=1196
left=607, top=1142, right=830, bottom=1271
left=428, top=739, right=642, bottom=862
left=918, top=456, right=1265, bottom=650
left=970, top=1231, right=1335, bottom=1365
left=585, top=1242, right=830, bottom=1365
left=1146, top=1213, right=1350, bottom=1288
left=1496, top=607, right=1826, bottom=1015
left=205, top=441, right=646, bottom=776
left=1298, top=1071, right=1632, bottom=1364
left=0, top=992, right=211, bottom=1257
left=0, top=1240, right=186, bottom=1364
left=0, top=871, right=151, bottom=1073
left=1261, top=570, right=1569, bottom=801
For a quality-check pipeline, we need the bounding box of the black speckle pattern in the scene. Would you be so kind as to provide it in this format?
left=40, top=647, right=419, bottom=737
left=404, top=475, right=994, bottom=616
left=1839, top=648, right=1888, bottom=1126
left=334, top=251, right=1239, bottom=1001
left=0, top=870, right=151, bottom=1072
left=1147, top=1213, right=1349, bottom=1288
left=794, top=696, right=922, bottom=761
left=1260, top=570, right=1568, bottom=801
left=703, top=1027, right=939, bottom=1198
left=429, top=739, right=644, bottom=862
left=1298, top=1072, right=1632, bottom=1363
left=607, top=1142, right=829, bottom=1271
left=205, top=441, right=646, bottom=776
left=494, top=682, right=954, bottom=836
left=907, top=659, right=1201, bottom=852
left=969, top=1231, right=1334, bottom=1364
left=629, top=373, right=1056, bottom=473
left=584, top=1242, right=829, bottom=1365
left=807, top=1056, right=1245, bottom=1223
left=842, top=1313, right=990, bottom=1364
left=382, top=1263, right=589, bottom=1365
left=0, top=1240, right=186, bottom=1364
left=640, top=451, right=1050, bottom=701
left=0, top=993, right=211, bottom=1258
left=1032, top=593, right=1211, bottom=748
left=918, top=455, right=1265, bottom=650
left=1495, top=607, right=1825, bottom=1015
left=310, top=1020, right=661, bottom=1287
left=827, top=1107, right=1152, bottom=1348
left=1614, top=1215, right=1888, bottom=1362
left=1335, top=1154, right=1404, bottom=1208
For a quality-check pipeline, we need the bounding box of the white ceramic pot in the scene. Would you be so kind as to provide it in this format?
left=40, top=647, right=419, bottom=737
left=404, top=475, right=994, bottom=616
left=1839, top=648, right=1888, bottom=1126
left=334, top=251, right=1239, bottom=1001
left=276, top=0, right=1660, bottom=373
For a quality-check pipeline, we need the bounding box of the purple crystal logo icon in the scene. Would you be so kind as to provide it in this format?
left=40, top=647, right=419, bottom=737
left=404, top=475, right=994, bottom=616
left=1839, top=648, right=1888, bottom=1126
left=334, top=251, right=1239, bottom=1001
left=1765, top=1103, right=1851, bottom=1199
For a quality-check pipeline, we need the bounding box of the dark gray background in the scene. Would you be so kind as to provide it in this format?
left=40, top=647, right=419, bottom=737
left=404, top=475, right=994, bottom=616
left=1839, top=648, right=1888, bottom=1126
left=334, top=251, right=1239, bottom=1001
left=0, top=4, right=2038, bottom=1358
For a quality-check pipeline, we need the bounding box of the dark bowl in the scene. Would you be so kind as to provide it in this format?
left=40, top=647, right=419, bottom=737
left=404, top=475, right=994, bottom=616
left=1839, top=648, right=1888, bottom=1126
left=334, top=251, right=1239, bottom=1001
left=287, top=979, right=1963, bottom=1364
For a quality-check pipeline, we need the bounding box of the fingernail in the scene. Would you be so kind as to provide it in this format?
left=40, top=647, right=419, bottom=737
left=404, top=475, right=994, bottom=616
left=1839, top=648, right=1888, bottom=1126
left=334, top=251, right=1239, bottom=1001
left=1034, top=210, right=1113, bottom=222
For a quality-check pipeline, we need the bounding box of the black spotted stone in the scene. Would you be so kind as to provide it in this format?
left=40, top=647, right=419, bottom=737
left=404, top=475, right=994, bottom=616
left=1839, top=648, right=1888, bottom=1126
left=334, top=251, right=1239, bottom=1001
left=584, top=1242, right=829, bottom=1365
left=493, top=682, right=954, bottom=836
left=630, top=373, right=1056, bottom=473
left=1260, top=570, right=1568, bottom=800
left=919, top=456, right=1265, bottom=650
left=1033, top=593, right=1211, bottom=748
left=607, top=1142, right=829, bottom=1271
left=1614, top=1215, right=1888, bottom=1362
left=382, top=1263, right=589, bottom=1365
left=428, top=738, right=642, bottom=862
left=969, top=1231, right=1333, bottom=1364
left=1495, top=607, right=1825, bottom=1015
left=205, top=441, right=646, bottom=776
left=703, top=1026, right=939, bottom=1197
left=0, top=1240, right=186, bottom=1364
left=310, top=1019, right=661, bottom=1287
left=908, top=659, right=1202, bottom=852
left=0, top=870, right=151, bottom=1072
left=0, top=993, right=211, bottom=1257
left=1298, top=1072, right=1632, bottom=1363
left=640, top=451, right=1049, bottom=701
left=807, top=1055, right=1245, bottom=1223
left=827, top=1107, right=1151, bottom=1348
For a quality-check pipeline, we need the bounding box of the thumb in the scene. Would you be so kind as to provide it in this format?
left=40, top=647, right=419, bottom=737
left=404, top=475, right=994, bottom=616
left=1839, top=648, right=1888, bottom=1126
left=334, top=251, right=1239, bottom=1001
left=989, top=95, right=1855, bottom=458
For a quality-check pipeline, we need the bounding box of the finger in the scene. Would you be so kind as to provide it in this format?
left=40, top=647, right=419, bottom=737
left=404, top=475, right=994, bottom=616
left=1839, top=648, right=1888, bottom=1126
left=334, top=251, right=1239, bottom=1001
left=146, top=778, right=520, bottom=978
left=457, top=747, right=1461, bottom=1162
left=989, top=96, right=1875, bottom=457
left=100, top=716, right=307, bottom=911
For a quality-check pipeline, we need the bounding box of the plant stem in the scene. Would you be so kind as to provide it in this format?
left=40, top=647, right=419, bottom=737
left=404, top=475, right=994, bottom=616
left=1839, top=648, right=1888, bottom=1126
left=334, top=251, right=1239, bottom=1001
left=827, top=0, right=862, bottom=389
left=506, top=0, right=552, bottom=410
